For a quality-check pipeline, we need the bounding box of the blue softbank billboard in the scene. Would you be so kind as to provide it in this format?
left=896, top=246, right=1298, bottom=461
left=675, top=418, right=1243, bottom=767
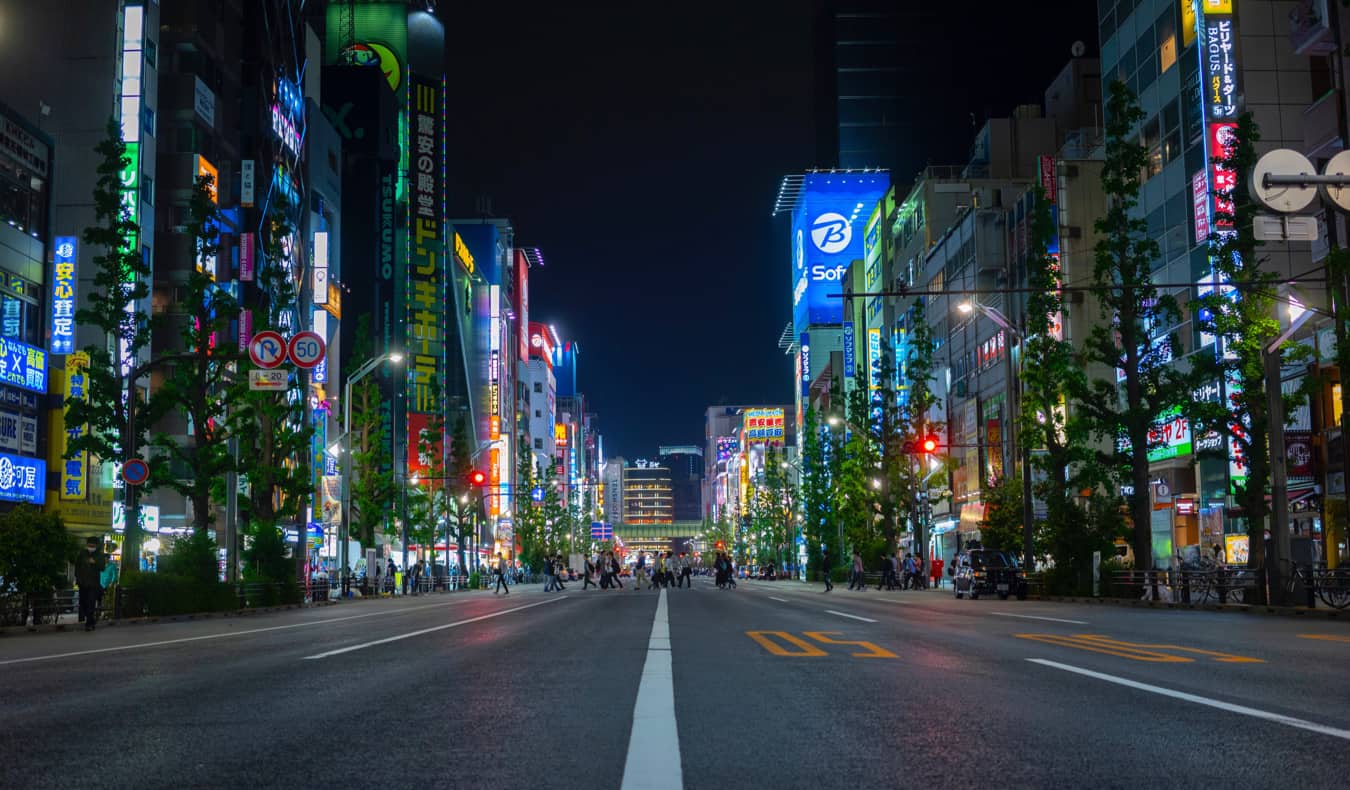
left=790, top=173, right=888, bottom=334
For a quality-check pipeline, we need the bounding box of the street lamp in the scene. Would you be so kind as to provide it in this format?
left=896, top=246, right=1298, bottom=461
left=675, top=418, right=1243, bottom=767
left=959, top=298, right=1034, bottom=571
left=340, top=351, right=403, bottom=592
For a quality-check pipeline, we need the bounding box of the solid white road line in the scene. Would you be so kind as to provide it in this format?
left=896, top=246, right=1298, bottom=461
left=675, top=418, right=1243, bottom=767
left=768, top=596, right=788, bottom=603
left=620, top=589, right=682, bottom=790
left=824, top=610, right=877, bottom=623
left=991, top=612, right=1089, bottom=625
left=1027, top=659, right=1350, bottom=742
left=303, top=596, right=567, bottom=659
left=0, top=599, right=467, bottom=667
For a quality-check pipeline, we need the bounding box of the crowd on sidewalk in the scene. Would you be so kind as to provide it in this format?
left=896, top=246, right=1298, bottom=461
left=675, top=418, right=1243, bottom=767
left=819, top=548, right=944, bottom=593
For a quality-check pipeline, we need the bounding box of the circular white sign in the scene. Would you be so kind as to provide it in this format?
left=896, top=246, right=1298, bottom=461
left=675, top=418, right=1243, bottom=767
left=1250, top=148, right=1317, bottom=213
left=248, top=331, right=287, bottom=369
left=810, top=212, right=852, bottom=254
left=287, top=331, right=326, bottom=369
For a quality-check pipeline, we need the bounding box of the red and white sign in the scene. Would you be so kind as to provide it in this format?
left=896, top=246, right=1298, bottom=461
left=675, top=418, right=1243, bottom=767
left=1039, top=155, right=1057, bottom=203
left=1209, top=122, right=1239, bottom=229
left=286, top=330, right=326, bottom=369
left=248, top=330, right=286, bottom=369
left=122, top=458, right=150, bottom=486
left=1192, top=170, right=1210, bottom=244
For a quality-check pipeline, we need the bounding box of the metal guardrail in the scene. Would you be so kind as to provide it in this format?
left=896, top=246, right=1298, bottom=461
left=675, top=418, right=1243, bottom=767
left=1110, top=567, right=1262, bottom=606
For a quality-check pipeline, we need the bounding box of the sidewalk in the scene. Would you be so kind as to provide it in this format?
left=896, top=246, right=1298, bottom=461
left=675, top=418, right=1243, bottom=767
left=1034, top=593, right=1347, bottom=619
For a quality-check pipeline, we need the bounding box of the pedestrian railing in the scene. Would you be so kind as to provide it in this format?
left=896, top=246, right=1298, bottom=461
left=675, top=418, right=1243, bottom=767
left=1109, top=568, right=1262, bottom=605
left=0, top=589, right=79, bottom=627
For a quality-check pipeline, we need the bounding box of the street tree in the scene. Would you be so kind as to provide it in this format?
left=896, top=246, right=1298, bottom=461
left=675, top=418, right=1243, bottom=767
left=898, top=298, right=945, bottom=554
left=977, top=477, right=1024, bottom=554
left=145, top=173, right=239, bottom=537
left=66, top=121, right=157, bottom=565
left=1075, top=82, right=1196, bottom=572
left=226, top=201, right=312, bottom=582
left=799, top=406, right=838, bottom=578
left=1190, top=112, right=1310, bottom=603
left=513, top=434, right=542, bottom=568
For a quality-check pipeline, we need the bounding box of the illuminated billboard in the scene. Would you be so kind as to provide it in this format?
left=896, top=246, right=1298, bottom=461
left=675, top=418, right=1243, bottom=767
left=789, top=172, right=888, bottom=333
left=407, top=74, right=445, bottom=416
left=744, top=408, right=785, bottom=444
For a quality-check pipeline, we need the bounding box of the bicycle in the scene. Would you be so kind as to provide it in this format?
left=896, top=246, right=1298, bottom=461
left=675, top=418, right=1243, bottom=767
left=1282, top=560, right=1350, bottom=610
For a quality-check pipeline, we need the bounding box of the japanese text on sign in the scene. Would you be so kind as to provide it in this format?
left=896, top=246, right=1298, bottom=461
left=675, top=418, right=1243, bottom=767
left=1205, top=18, right=1238, bottom=119
left=50, top=236, right=77, bottom=355
left=0, top=451, right=44, bottom=504
left=61, top=352, right=90, bottom=500
left=0, top=338, right=47, bottom=394
left=407, top=76, right=444, bottom=416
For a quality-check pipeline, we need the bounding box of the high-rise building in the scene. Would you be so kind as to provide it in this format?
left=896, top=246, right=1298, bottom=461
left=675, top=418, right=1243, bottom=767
left=658, top=445, right=704, bottom=522
left=623, top=464, right=673, bottom=525
left=812, top=0, right=922, bottom=174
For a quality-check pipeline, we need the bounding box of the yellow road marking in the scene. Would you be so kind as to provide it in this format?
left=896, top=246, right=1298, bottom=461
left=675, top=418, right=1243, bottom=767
left=1299, top=633, right=1350, bottom=644
left=1015, top=633, right=1263, bottom=664
left=1074, top=635, right=1263, bottom=663
left=1016, top=633, right=1190, bottom=662
left=803, top=631, right=898, bottom=659
left=745, top=631, right=827, bottom=656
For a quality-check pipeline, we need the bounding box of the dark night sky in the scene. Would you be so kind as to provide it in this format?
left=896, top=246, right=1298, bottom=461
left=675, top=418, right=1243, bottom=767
left=443, top=1, right=1098, bottom=460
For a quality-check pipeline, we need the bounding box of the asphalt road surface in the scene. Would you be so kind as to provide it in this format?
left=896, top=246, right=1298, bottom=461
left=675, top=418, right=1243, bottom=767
left=2, top=577, right=1347, bottom=789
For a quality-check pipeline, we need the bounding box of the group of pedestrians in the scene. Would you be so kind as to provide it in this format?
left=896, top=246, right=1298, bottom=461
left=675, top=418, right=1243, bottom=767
left=835, top=549, right=928, bottom=592
left=712, top=551, right=738, bottom=589
left=628, top=550, right=694, bottom=590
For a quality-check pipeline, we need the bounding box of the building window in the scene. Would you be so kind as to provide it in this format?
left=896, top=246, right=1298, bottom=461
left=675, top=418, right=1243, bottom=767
left=534, top=438, right=543, bottom=449
left=535, top=409, right=541, bottom=418
left=1157, top=11, right=1177, bottom=73
left=533, top=382, right=542, bottom=393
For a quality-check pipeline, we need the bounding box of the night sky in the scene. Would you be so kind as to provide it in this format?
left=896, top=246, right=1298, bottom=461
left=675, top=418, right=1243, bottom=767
left=443, top=1, right=1098, bottom=460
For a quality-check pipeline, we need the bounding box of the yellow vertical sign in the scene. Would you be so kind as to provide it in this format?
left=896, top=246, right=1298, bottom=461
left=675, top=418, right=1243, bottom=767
left=1182, top=1, right=1197, bottom=47
left=60, top=351, right=90, bottom=501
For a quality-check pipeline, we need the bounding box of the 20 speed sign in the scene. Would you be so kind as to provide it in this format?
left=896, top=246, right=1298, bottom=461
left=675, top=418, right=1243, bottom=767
left=287, top=331, right=326, bottom=369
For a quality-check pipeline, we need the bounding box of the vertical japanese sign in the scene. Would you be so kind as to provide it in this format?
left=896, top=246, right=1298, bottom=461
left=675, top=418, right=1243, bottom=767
left=867, top=327, right=882, bottom=392
left=407, top=74, right=443, bottom=416
left=1204, top=10, right=1238, bottom=120
left=311, top=309, right=328, bottom=384
left=239, top=232, right=255, bottom=281
left=1192, top=170, right=1210, bottom=243
left=799, top=333, right=811, bottom=397
left=61, top=351, right=90, bottom=500
left=238, top=308, right=252, bottom=349
left=312, top=231, right=329, bottom=304
left=240, top=159, right=255, bottom=207
left=842, top=321, right=855, bottom=378
left=49, top=236, right=77, bottom=355
left=312, top=406, right=327, bottom=510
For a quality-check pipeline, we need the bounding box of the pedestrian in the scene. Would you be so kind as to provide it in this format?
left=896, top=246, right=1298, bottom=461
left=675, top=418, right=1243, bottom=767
left=543, top=556, right=556, bottom=592
left=877, top=554, right=892, bottom=591
left=679, top=553, right=693, bottom=588
left=583, top=555, right=598, bottom=590
left=75, top=537, right=105, bottom=631
left=635, top=551, right=648, bottom=591
left=726, top=555, right=738, bottom=589
left=821, top=547, right=834, bottom=592
left=494, top=552, right=510, bottom=595
left=848, top=550, right=864, bottom=590
left=554, top=555, right=568, bottom=591
left=902, top=553, right=918, bottom=589
left=610, top=552, right=624, bottom=589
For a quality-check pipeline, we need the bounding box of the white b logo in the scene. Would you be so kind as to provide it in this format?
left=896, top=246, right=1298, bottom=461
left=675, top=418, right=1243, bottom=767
left=810, top=212, right=851, bottom=254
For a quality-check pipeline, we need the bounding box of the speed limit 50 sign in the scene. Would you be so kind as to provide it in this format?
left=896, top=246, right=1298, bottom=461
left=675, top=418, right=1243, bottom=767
left=287, top=331, right=326, bottom=369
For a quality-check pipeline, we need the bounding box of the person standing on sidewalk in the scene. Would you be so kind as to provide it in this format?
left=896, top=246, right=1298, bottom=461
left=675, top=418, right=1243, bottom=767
left=821, top=548, right=834, bottom=592
left=848, top=550, right=865, bottom=590
left=75, top=537, right=105, bottom=631
left=494, top=553, right=510, bottom=595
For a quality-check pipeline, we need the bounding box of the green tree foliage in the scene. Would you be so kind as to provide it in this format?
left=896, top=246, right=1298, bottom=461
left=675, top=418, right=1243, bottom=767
left=1075, top=82, right=1196, bottom=571
left=241, top=523, right=292, bottom=584
left=408, top=378, right=449, bottom=568
left=897, top=298, right=945, bottom=551
left=157, top=530, right=221, bottom=585
left=539, top=459, right=568, bottom=560
left=1190, top=112, right=1310, bottom=600
left=146, top=173, right=239, bottom=536
left=227, top=202, right=312, bottom=568
left=347, top=314, right=397, bottom=548
left=67, top=120, right=157, bottom=564
left=0, top=506, right=73, bottom=596
left=799, top=406, right=838, bottom=577
left=978, top=477, right=1024, bottom=554
left=512, top=434, right=542, bottom=569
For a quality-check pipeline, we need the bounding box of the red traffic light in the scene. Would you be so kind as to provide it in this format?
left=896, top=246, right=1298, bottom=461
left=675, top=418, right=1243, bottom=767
left=715, top=541, right=725, bottom=550
left=921, top=435, right=939, bottom=453
left=467, top=470, right=488, bottom=486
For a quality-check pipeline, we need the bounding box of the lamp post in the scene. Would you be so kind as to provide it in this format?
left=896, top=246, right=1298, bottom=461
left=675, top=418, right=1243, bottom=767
left=959, top=299, right=1033, bottom=571
left=340, top=351, right=403, bottom=593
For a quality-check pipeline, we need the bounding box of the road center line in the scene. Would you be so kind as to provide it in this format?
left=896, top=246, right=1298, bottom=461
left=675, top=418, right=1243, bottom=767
left=1027, top=659, right=1350, bottom=742
left=825, top=610, right=877, bottom=623
left=0, top=599, right=466, bottom=666
left=769, top=596, right=788, bottom=602
left=621, top=589, right=682, bottom=790
left=991, top=612, right=1089, bottom=625
left=303, top=596, right=566, bottom=659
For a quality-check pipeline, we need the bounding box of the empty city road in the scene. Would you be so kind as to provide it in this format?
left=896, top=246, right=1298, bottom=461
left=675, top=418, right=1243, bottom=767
left=2, top=582, right=1346, bottom=789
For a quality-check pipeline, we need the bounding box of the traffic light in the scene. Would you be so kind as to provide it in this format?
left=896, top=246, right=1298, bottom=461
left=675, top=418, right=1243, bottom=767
left=902, top=435, right=941, bottom=454
left=467, top=469, right=488, bottom=486
left=715, top=540, right=725, bottom=550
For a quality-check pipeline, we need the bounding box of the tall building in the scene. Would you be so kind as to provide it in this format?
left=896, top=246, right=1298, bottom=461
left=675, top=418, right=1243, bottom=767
left=813, top=1, right=923, bottom=174
left=1098, top=0, right=1318, bottom=565
left=658, top=445, right=704, bottom=522
left=623, top=464, right=673, bottom=525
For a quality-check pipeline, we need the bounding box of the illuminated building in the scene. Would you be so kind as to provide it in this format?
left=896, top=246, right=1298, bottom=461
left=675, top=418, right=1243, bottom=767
left=1097, top=0, right=1321, bottom=564
left=658, top=446, right=704, bottom=522
left=623, top=464, right=673, bottom=525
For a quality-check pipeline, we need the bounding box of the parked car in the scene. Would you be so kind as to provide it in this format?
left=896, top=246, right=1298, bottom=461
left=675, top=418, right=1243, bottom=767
left=954, top=549, right=1028, bottom=601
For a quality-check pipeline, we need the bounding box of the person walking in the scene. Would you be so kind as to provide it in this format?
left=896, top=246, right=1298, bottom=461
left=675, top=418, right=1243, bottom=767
left=75, top=537, right=105, bottom=631
left=664, top=552, right=676, bottom=588
left=634, top=551, right=648, bottom=590
left=493, top=552, right=510, bottom=594
left=848, top=550, right=865, bottom=591
left=553, top=555, right=568, bottom=591
left=543, top=556, right=556, bottom=592
left=583, top=555, right=598, bottom=590
left=679, top=553, right=693, bottom=588
left=821, top=548, right=834, bottom=592
left=610, top=552, right=625, bottom=589
left=902, top=553, right=918, bottom=589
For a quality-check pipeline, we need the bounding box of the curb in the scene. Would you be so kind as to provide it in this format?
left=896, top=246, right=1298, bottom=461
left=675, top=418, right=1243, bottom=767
left=1031, top=594, right=1347, bottom=619
left=1, top=594, right=376, bottom=636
